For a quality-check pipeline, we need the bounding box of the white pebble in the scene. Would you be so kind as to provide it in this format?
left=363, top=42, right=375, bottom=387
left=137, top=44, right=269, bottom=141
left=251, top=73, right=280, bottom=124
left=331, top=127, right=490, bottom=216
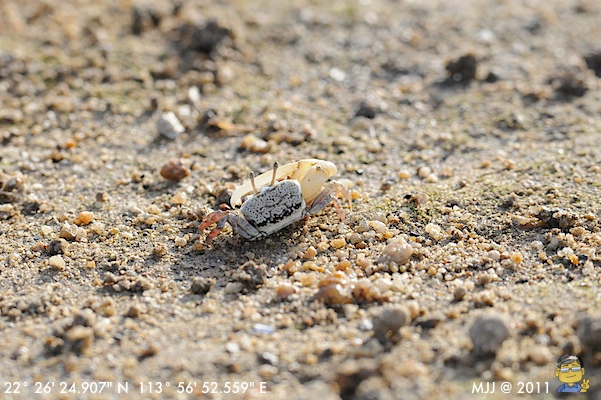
left=157, top=112, right=185, bottom=139
left=417, top=166, right=432, bottom=179
left=425, top=223, right=443, bottom=241
left=49, top=255, right=66, bottom=270
left=368, top=220, right=387, bottom=234
left=487, top=250, right=501, bottom=261
left=378, top=239, right=413, bottom=265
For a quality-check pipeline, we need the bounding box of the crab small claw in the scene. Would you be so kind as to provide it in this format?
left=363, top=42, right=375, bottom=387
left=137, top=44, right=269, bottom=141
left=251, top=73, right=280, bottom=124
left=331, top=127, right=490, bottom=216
left=199, top=210, right=228, bottom=231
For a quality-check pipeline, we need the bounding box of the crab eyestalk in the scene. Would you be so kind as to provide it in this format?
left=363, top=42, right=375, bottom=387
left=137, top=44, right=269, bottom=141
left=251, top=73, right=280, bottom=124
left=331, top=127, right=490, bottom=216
left=249, top=172, right=258, bottom=194
left=270, top=161, right=279, bottom=186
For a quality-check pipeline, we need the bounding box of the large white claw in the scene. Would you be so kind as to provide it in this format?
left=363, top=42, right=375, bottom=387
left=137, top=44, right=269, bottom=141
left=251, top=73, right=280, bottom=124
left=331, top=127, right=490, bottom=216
left=230, top=159, right=337, bottom=207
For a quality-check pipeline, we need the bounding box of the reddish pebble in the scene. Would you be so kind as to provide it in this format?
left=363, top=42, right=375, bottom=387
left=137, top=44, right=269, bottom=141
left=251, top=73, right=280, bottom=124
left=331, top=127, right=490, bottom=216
left=160, top=159, right=190, bottom=182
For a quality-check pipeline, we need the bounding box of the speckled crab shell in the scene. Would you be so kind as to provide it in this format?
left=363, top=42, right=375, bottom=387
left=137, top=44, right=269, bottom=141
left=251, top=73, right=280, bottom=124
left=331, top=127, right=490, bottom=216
left=229, top=159, right=338, bottom=208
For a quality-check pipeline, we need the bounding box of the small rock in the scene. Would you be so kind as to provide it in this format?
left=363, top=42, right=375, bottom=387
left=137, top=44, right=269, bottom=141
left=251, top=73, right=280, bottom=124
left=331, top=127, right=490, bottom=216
left=550, top=67, right=589, bottom=99
left=417, top=166, right=432, bottom=179
left=276, top=282, right=297, bottom=299
left=160, top=159, right=190, bottom=182
left=257, top=364, right=278, bottom=379
left=59, top=222, right=79, bottom=241
left=378, top=239, right=413, bottom=265
left=425, top=223, right=444, bottom=241
left=469, top=312, right=513, bottom=357
left=315, top=284, right=353, bottom=305
left=49, top=255, right=66, bottom=270
left=225, top=282, right=244, bottom=294
left=368, top=220, right=387, bottom=234
left=330, top=238, right=346, bottom=249
left=125, top=304, right=146, bottom=318
left=354, top=101, right=377, bottom=119
left=576, top=315, right=601, bottom=354
left=240, top=134, right=270, bottom=153
left=303, top=246, right=317, bottom=259
left=157, top=112, right=185, bottom=139
left=231, top=261, right=267, bottom=293
left=131, top=6, right=161, bottom=35
left=177, top=19, right=232, bottom=55
left=190, top=277, right=215, bottom=295
left=258, top=351, right=279, bottom=366
left=103, top=272, right=118, bottom=284
left=371, top=306, right=410, bottom=341
left=253, top=323, right=276, bottom=334
left=527, top=345, right=553, bottom=365
left=0, top=109, right=24, bottom=123
left=352, top=279, right=387, bottom=303
left=74, top=211, right=94, bottom=226
left=170, top=192, right=188, bottom=205
left=445, top=53, right=477, bottom=83
left=453, top=285, right=467, bottom=301
left=225, top=341, right=240, bottom=353
left=584, top=51, right=601, bottom=78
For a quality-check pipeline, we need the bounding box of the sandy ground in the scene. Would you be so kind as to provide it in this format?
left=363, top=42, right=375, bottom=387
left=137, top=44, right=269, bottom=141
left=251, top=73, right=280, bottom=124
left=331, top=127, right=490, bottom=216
left=1, top=0, right=601, bottom=399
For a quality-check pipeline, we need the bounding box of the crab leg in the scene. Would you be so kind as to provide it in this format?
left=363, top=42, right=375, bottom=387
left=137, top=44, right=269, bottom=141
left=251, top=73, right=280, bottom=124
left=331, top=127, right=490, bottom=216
left=306, top=181, right=352, bottom=221
left=205, top=216, right=229, bottom=244
left=230, top=214, right=263, bottom=241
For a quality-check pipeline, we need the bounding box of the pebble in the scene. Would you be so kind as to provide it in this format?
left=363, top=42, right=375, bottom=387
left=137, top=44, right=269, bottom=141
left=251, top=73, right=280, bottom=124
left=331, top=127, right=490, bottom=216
left=73, top=211, right=94, bottom=226
left=509, top=251, right=523, bottom=265
left=469, top=312, right=512, bottom=357
left=368, top=220, right=387, bottom=234
left=453, top=285, right=467, bottom=301
left=398, top=170, right=411, bottom=179
left=252, top=324, right=276, bottom=334
left=190, top=277, right=215, bottom=295
left=240, top=134, right=270, bottom=153
left=315, top=284, right=353, bottom=304
left=527, top=345, right=553, bottom=365
left=0, top=109, right=24, bottom=123
left=225, top=282, right=244, bottom=294
left=225, top=342, right=240, bottom=353
left=417, top=166, right=432, bottom=179
left=170, top=192, right=187, bottom=205
left=576, top=315, right=601, bottom=354
left=125, top=304, right=146, bottom=318
left=257, top=364, right=278, bottom=379
left=353, top=279, right=387, bottom=303
left=48, top=255, right=66, bottom=270
left=276, top=282, right=297, bottom=298
left=303, top=246, right=317, bottom=259
left=330, top=238, right=346, bottom=249
left=355, top=220, right=371, bottom=233
left=425, top=223, right=444, bottom=241
left=378, top=239, right=413, bottom=265
left=487, top=250, right=501, bottom=261
left=59, top=223, right=79, bottom=241
left=174, top=237, right=187, bottom=247
left=348, top=232, right=362, bottom=244
left=157, top=112, right=185, bottom=139
left=160, top=159, right=190, bottom=182
left=371, top=306, right=410, bottom=341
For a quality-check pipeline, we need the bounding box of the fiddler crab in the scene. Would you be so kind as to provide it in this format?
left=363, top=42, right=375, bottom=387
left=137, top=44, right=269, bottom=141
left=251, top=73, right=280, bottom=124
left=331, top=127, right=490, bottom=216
left=200, top=159, right=352, bottom=244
